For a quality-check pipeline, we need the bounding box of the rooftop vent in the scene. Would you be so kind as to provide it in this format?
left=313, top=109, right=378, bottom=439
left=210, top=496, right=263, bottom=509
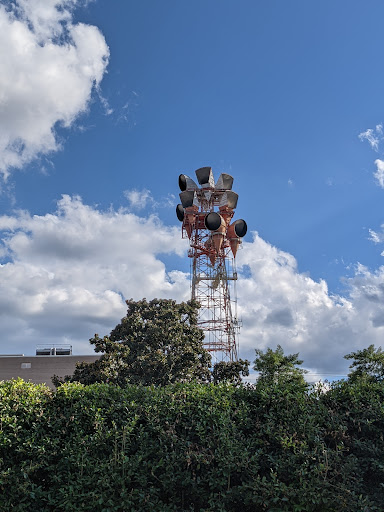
left=36, top=344, right=72, bottom=356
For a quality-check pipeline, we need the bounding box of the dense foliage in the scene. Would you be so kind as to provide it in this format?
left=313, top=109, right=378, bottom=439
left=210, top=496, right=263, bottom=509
left=345, top=344, right=384, bottom=383
left=53, top=298, right=212, bottom=387
left=4, top=292, right=384, bottom=512
left=253, top=344, right=308, bottom=388
left=1, top=377, right=384, bottom=511
left=53, top=298, right=250, bottom=387
left=211, top=359, right=250, bottom=385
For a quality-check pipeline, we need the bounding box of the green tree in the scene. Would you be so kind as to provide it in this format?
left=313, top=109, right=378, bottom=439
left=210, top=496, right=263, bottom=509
left=212, top=359, right=250, bottom=385
left=54, top=298, right=212, bottom=387
left=253, top=344, right=308, bottom=387
left=344, top=344, right=384, bottom=383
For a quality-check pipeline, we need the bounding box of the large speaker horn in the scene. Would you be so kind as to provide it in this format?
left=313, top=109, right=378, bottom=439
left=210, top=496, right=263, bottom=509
left=195, top=167, right=215, bottom=188
left=215, top=173, right=234, bottom=190
left=204, top=212, right=222, bottom=231
left=176, top=204, right=184, bottom=222
left=179, top=190, right=198, bottom=208
left=219, top=191, right=239, bottom=209
left=179, top=174, right=198, bottom=191
left=227, top=219, right=247, bottom=238
left=205, top=212, right=226, bottom=253
left=227, top=219, right=247, bottom=257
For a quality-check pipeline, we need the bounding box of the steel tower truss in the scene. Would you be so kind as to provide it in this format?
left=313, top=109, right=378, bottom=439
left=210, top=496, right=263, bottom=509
left=176, top=167, right=247, bottom=362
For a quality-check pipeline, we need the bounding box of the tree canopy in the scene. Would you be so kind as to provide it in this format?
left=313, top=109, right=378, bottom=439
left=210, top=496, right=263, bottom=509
left=54, top=298, right=212, bottom=387
left=345, top=344, right=384, bottom=383
left=253, top=344, right=308, bottom=387
left=212, top=359, right=250, bottom=385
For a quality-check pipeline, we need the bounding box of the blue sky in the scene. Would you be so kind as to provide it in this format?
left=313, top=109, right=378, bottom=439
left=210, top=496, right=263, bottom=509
left=1, top=0, right=384, bottom=378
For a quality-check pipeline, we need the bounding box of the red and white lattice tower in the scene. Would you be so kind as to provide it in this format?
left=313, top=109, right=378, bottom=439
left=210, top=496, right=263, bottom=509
left=176, top=167, right=247, bottom=362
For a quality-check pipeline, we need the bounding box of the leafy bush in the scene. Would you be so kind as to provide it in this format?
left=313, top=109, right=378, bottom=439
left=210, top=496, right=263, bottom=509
left=1, top=378, right=383, bottom=511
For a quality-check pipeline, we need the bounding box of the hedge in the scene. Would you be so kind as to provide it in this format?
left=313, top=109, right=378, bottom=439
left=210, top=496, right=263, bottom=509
left=0, top=379, right=383, bottom=511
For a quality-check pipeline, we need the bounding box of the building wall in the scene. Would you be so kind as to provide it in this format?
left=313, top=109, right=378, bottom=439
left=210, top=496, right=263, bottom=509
left=0, top=355, right=101, bottom=389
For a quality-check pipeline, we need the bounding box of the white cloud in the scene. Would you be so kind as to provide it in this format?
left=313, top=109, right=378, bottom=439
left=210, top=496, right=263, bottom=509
left=374, top=159, right=384, bottom=188
left=368, top=227, right=384, bottom=244
left=236, top=234, right=384, bottom=376
left=0, top=0, right=109, bottom=177
left=124, top=188, right=177, bottom=211
left=358, top=124, right=383, bottom=151
left=124, top=189, right=154, bottom=210
left=0, top=195, right=189, bottom=354
left=358, top=125, right=384, bottom=188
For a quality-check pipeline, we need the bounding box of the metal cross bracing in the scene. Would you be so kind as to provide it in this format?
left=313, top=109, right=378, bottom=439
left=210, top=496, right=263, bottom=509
left=190, top=249, right=240, bottom=362
left=176, top=167, right=247, bottom=362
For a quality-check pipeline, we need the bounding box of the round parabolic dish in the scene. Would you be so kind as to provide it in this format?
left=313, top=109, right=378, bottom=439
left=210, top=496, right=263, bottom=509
left=204, top=212, right=222, bottom=231
left=176, top=204, right=184, bottom=222
left=234, top=219, right=247, bottom=237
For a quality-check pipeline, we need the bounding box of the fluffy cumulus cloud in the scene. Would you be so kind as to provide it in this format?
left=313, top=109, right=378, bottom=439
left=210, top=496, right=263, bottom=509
left=0, top=195, right=189, bottom=354
left=2, top=197, right=384, bottom=375
left=0, top=0, right=109, bottom=177
left=373, top=159, right=384, bottom=188
left=236, top=234, right=384, bottom=378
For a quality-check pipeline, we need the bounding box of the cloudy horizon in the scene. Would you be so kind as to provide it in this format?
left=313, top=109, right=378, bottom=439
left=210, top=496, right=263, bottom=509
left=1, top=191, right=384, bottom=379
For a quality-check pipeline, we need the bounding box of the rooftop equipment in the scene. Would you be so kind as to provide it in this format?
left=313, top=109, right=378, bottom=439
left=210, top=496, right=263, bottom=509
left=36, top=344, right=72, bottom=356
